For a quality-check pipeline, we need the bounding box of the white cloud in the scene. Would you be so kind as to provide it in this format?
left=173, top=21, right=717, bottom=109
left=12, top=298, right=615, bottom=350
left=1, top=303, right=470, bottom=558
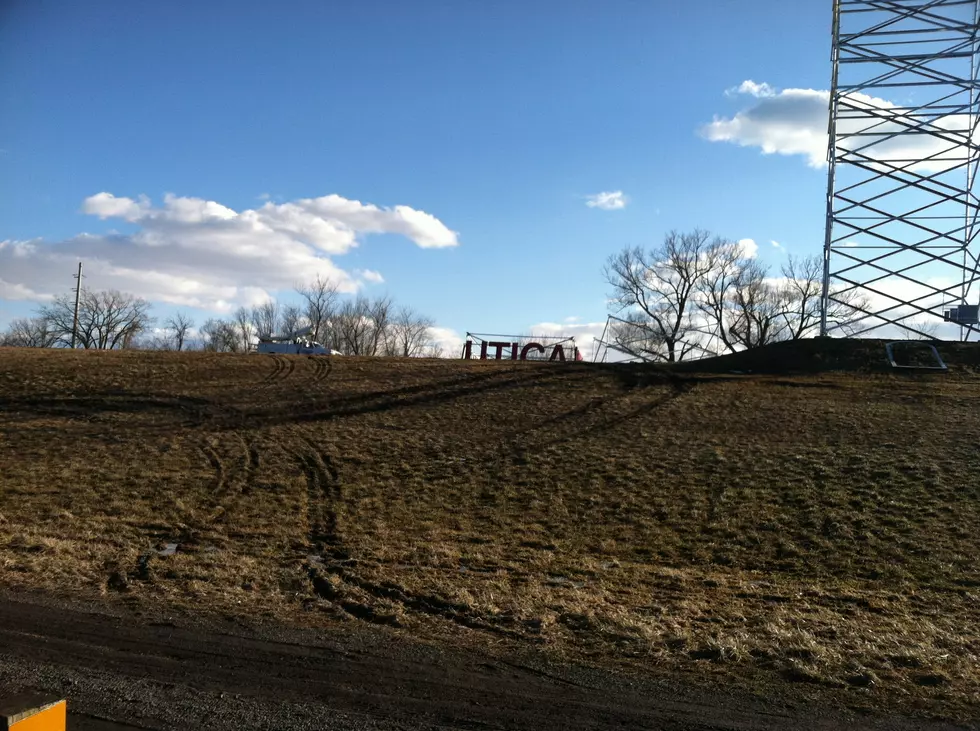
left=701, top=81, right=974, bottom=170
left=0, top=274, right=52, bottom=302
left=0, top=192, right=459, bottom=312
left=427, top=326, right=465, bottom=357
left=358, top=269, right=385, bottom=284
left=82, top=192, right=152, bottom=222
left=702, top=85, right=830, bottom=167
left=737, top=238, right=759, bottom=258
left=585, top=191, right=628, bottom=210
left=771, top=240, right=784, bottom=251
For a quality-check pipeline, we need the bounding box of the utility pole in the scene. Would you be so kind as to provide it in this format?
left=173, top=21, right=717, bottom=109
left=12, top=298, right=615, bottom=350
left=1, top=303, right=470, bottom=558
left=70, top=262, right=83, bottom=349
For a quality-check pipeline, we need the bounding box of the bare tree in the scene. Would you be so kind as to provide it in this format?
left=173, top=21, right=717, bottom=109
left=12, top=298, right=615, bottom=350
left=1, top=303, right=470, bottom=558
left=696, top=240, right=750, bottom=354
left=39, top=289, right=153, bottom=350
left=606, top=313, right=669, bottom=361
left=1, top=316, right=58, bottom=347
left=605, top=230, right=729, bottom=362
left=297, top=275, right=340, bottom=344
left=331, top=296, right=373, bottom=355
left=724, top=260, right=790, bottom=350
left=164, top=312, right=194, bottom=351
left=280, top=304, right=305, bottom=339
left=367, top=296, right=394, bottom=356
left=384, top=307, right=434, bottom=357
left=232, top=306, right=254, bottom=352
left=900, top=316, right=941, bottom=340
left=327, top=295, right=404, bottom=356
left=250, top=300, right=280, bottom=339
left=779, top=254, right=866, bottom=339
left=200, top=318, right=241, bottom=352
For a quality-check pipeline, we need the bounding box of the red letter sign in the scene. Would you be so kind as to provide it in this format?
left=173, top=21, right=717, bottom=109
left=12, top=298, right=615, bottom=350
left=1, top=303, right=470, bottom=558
left=487, top=341, right=511, bottom=360
left=520, top=343, right=544, bottom=360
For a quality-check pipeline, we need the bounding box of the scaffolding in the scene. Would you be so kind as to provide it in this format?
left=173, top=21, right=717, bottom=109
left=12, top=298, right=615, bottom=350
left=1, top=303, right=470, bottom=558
left=821, top=0, right=980, bottom=340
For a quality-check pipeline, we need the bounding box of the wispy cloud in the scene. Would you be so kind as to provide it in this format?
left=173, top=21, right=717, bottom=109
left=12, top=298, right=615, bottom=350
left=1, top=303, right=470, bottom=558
left=585, top=191, right=628, bottom=210
left=358, top=269, right=385, bottom=284
left=771, top=240, right=784, bottom=251
left=725, top=80, right=775, bottom=98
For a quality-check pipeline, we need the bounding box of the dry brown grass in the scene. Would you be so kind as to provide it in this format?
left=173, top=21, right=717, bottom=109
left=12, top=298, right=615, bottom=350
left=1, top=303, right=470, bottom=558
left=2, top=343, right=980, bottom=716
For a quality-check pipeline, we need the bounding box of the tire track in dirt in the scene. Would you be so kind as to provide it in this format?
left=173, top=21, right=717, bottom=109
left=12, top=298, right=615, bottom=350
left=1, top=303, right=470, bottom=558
left=248, top=355, right=299, bottom=415
left=173, top=435, right=260, bottom=537
left=199, top=442, right=226, bottom=499
left=315, top=557, right=530, bottom=638
left=118, top=439, right=243, bottom=588
left=260, top=355, right=286, bottom=384
left=407, top=380, right=698, bottom=489
left=296, top=438, right=340, bottom=548
left=248, top=440, right=261, bottom=472
left=307, top=355, right=332, bottom=386
left=259, top=354, right=296, bottom=386
left=295, top=438, right=529, bottom=637
left=208, top=433, right=259, bottom=524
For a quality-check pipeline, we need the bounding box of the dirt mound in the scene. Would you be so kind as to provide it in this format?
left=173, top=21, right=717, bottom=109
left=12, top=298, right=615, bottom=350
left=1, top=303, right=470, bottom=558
left=669, top=338, right=980, bottom=376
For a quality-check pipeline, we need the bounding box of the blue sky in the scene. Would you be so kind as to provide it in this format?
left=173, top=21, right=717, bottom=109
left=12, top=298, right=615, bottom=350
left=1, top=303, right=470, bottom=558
left=0, top=0, right=838, bottom=353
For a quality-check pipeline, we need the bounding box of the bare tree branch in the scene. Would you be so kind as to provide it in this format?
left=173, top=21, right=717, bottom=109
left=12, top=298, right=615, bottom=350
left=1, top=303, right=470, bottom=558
left=233, top=307, right=254, bottom=352
left=331, top=296, right=372, bottom=355
left=296, top=275, right=340, bottom=345
left=280, top=304, right=305, bottom=339
left=200, top=318, right=241, bottom=352
left=38, top=289, right=153, bottom=349
left=164, top=312, right=194, bottom=351
left=724, top=260, right=790, bottom=349
left=384, top=307, right=434, bottom=357
left=250, top=301, right=280, bottom=340
left=780, top=254, right=866, bottom=339
left=605, top=230, right=728, bottom=362
left=1, top=317, right=58, bottom=347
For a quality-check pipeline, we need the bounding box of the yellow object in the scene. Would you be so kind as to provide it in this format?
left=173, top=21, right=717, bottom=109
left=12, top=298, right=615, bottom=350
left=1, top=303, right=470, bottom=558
left=0, top=694, right=66, bottom=731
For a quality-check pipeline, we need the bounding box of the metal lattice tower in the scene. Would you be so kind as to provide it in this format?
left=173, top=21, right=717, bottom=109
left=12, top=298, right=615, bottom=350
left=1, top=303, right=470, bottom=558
left=821, top=0, right=980, bottom=339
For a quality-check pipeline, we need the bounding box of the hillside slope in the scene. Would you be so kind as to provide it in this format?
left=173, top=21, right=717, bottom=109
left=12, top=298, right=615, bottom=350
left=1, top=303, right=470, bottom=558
left=1, top=343, right=979, bottom=718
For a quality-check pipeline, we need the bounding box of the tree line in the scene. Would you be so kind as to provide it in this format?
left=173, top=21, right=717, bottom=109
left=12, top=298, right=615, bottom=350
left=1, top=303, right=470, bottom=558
left=0, top=275, right=441, bottom=357
left=3, top=230, right=878, bottom=361
left=603, top=229, right=867, bottom=362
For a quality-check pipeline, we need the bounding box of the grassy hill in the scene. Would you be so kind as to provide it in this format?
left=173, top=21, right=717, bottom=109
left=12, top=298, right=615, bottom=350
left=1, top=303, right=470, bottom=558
left=2, top=341, right=979, bottom=717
